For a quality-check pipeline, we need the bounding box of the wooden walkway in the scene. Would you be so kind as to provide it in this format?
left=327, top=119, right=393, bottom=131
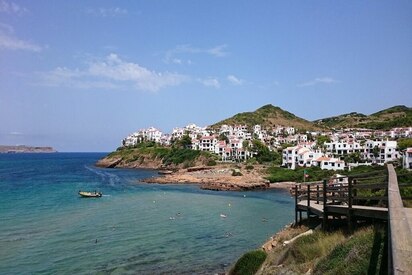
left=387, top=164, right=412, bottom=274
left=293, top=164, right=412, bottom=274
left=297, top=200, right=388, bottom=220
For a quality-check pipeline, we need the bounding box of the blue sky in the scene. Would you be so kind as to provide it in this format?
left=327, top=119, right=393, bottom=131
left=1, top=1, right=411, bottom=152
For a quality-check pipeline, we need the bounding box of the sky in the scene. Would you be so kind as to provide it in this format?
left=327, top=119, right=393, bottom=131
left=0, top=1, right=411, bottom=152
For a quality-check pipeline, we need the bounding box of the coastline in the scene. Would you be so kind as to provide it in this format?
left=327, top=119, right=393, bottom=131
left=97, top=157, right=296, bottom=192
left=142, top=170, right=296, bottom=192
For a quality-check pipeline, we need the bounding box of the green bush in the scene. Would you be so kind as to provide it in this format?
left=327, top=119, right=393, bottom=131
left=232, top=169, right=243, bottom=176
left=207, top=159, right=217, bottom=166
left=265, top=166, right=335, bottom=183
left=246, top=165, right=254, bottom=170
left=162, top=148, right=200, bottom=166
left=230, top=250, right=267, bottom=275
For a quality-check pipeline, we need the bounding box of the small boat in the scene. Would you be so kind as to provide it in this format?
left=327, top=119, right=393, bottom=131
left=220, top=214, right=227, bottom=218
left=78, top=191, right=102, bottom=198
left=158, top=170, right=173, bottom=175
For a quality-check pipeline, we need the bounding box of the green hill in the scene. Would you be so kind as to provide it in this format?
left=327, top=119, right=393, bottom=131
left=314, top=105, right=412, bottom=129
left=211, top=104, right=321, bottom=131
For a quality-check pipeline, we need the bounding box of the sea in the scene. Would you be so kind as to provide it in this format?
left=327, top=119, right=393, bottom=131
left=0, top=153, right=294, bottom=274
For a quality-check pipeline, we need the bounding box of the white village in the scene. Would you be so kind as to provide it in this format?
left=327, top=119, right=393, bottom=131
left=122, top=124, right=412, bottom=171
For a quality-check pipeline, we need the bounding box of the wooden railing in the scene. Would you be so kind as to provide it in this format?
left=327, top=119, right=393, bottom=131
left=387, top=164, right=412, bottom=274
left=293, top=165, right=412, bottom=274
left=294, top=176, right=389, bottom=228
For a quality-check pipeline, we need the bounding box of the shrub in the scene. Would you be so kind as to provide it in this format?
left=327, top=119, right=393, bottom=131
left=230, top=250, right=267, bottom=275
left=207, top=159, right=217, bottom=166
left=232, top=169, right=243, bottom=176
left=246, top=165, right=254, bottom=170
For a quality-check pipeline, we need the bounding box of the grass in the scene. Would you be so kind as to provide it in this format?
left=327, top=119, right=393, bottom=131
left=258, top=225, right=388, bottom=275
left=230, top=250, right=267, bottom=275
left=314, top=226, right=387, bottom=275
left=281, top=230, right=345, bottom=273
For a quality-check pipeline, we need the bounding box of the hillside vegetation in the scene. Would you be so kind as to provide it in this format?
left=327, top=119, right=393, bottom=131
left=211, top=104, right=322, bottom=131
left=241, top=224, right=387, bottom=275
left=314, top=105, right=412, bottom=129
left=98, top=142, right=217, bottom=169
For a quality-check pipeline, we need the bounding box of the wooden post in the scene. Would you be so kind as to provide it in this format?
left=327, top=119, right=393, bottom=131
left=298, top=184, right=302, bottom=221
left=307, top=184, right=311, bottom=219
left=348, top=178, right=353, bottom=233
left=294, top=185, right=298, bottom=226
left=316, top=184, right=320, bottom=204
left=322, top=179, right=327, bottom=231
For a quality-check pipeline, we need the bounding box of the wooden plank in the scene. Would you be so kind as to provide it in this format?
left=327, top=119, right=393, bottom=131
left=387, top=164, right=412, bottom=274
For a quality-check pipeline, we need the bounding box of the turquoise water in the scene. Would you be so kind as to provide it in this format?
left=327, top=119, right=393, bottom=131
left=0, top=153, right=294, bottom=274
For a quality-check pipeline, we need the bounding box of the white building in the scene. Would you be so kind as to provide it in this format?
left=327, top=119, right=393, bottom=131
left=199, top=136, right=218, bottom=152
left=312, top=157, right=345, bottom=171
left=324, top=140, right=363, bottom=156
left=282, top=145, right=323, bottom=169
left=403, top=148, right=412, bottom=170
left=364, top=140, right=400, bottom=164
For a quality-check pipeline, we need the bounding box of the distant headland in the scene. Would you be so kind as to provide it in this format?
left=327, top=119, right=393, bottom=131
left=0, top=145, right=57, bottom=153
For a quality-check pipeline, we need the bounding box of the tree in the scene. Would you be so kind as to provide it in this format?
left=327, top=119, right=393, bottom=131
left=251, top=139, right=281, bottom=164
left=398, top=138, right=412, bottom=151
left=316, top=135, right=331, bottom=146
left=344, top=152, right=362, bottom=163
left=218, top=133, right=229, bottom=143
left=176, top=135, right=192, bottom=149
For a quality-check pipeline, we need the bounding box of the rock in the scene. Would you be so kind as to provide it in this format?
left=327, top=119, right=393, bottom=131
left=95, top=157, right=122, bottom=168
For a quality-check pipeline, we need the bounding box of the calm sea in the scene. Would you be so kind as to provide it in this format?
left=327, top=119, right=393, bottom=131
left=0, top=153, right=294, bottom=274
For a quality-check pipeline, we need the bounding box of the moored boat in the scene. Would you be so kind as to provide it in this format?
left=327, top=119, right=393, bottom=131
left=78, top=191, right=102, bottom=198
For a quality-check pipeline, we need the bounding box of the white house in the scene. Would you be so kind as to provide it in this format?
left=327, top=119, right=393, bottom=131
left=312, top=157, right=345, bottom=171
left=282, top=145, right=323, bottom=169
left=199, top=136, right=218, bottom=152
left=403, top=148, right=412, bottom=170
left=324, top=140, right=362, bottom=156
left=364, top=140, right=399, bottom=164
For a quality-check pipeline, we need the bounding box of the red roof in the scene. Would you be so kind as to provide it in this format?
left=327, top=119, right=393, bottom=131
left=315, top=156, right=330, bottom=161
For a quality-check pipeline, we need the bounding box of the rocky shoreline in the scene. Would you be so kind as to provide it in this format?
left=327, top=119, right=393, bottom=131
left=97, top=156, right=295, bottom=192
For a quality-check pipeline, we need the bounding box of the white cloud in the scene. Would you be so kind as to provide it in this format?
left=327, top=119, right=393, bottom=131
left=172, top=58, right=182, bottom=64
left=86, top=7, right=127, bottom=17
left=207, top=44, right=228, bottom=57
left=0, top=0, right=28, bottom=15
left=9, top=131, right=23, bottom=136
left=164, top=44, right=228, bottom=64
left=39, top=53, right=188, bottom=92
left=39, top=66, right=119, bottom=90
left=200, top=77, right=220, bottom=89
left=297, top=77, right=339, bottom=87
left=227, top=75, right=243, bottom=85
left=0, top=29, right=42, bottom=52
